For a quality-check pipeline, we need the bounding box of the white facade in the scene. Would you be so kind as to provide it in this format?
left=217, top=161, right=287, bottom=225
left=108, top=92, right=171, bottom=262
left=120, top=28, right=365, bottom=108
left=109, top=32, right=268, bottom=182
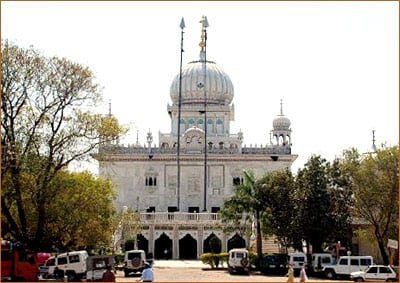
left=96, top=19, right=297, bottom=259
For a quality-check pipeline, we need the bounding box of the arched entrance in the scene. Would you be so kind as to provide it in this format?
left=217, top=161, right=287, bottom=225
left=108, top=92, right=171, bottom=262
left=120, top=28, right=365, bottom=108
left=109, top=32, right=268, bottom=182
left=137, top=234, right=148, bottom=254
left=227, top=233, right=245, bottom=251
left=179, top=234, right=197, bottom=259
left=154, top=233, right=172, bottom=259
left=203, top=233, right=221, bottom=254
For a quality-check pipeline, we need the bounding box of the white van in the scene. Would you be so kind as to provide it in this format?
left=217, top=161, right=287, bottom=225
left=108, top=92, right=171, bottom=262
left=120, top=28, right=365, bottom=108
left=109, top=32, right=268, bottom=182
left=288, top=252, right=307, bottom=271
left=323, top=255, right=374, bottom=279
left=311, top=253, right=334, bottom=273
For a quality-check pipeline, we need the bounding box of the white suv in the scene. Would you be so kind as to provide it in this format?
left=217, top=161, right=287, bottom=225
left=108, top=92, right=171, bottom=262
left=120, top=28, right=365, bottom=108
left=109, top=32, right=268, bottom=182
left=228, top=248, right=250, bottom=274
left=124, top=250, right=146, bottom=277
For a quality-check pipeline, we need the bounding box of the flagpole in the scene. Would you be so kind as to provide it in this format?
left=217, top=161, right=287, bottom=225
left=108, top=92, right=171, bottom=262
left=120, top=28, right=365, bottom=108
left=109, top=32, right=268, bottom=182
left=201, top=16, right=209, bottom=212
left=177, top=17, right=185, bottom=212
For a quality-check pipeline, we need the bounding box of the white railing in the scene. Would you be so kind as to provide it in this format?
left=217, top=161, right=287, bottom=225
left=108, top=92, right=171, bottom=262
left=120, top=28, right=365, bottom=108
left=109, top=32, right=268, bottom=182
left=140, top=212, right=221, bottom=224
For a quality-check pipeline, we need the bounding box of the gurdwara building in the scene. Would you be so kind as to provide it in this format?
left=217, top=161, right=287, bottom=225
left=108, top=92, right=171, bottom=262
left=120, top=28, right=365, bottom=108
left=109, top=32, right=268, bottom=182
left=96, top=18, right=297, bottom=259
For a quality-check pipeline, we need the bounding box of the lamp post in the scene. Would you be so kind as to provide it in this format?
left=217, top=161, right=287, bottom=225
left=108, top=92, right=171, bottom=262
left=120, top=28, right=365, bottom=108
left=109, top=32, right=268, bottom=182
left=176, top=17, right=185, bottom=212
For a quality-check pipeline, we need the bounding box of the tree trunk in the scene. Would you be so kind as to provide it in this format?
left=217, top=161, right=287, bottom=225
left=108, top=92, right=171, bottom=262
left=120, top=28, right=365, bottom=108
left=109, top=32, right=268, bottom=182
left=256, top=210, right=262, bottom=258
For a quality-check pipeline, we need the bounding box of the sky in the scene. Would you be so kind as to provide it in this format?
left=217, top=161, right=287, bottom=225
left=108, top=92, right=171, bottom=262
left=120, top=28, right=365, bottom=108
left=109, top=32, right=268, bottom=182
left=2, top=1, right=399, bottom=173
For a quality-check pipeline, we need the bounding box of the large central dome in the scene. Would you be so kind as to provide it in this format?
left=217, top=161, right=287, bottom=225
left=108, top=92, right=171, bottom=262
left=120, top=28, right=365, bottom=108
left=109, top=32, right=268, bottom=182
left=170, top=56, right=234, bottom=106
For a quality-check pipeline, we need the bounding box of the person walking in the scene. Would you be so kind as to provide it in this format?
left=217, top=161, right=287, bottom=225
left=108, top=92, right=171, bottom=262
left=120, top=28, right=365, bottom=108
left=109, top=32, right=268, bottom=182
left=102, top=264, right=116, bottom=282
left=139, top=262, right=154, bottom=282
left=299, top=266, right=308, bottom=283
left=286, top=264, right=294, bottom=283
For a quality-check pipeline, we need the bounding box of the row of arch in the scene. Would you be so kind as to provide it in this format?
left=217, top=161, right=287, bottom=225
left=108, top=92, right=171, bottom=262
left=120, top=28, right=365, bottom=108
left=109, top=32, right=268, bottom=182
left=179, top=118, right=225, bottom=134
left=271, top=134, right=291, bottom=146
left=132, top=233, right=246, bottom=260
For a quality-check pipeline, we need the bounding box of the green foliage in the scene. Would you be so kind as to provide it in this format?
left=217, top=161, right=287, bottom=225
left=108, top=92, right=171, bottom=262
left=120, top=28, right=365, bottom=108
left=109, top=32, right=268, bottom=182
left=258, top=169, right=296, bottom=252
left=220, top=170, right=264, bottom=257
left=114, top=253, right=125, bottom=265
left=1, top=40, right=125, bottom=250
left=200, top=253, right=215, bottom=268
left=341, top=145, right=399, bottom=264
left=220, top=252, right=229, bottom=267
left=200, top=253, right=229, bottom=269
left=249, top=251, right=259, bottom=268
left=294, top=155, right=353, bottom=253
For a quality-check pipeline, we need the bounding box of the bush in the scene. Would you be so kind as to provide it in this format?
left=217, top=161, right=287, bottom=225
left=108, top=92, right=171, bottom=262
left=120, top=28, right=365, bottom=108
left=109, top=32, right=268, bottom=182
left=220, top=252, right=229, bottom=267
left=114, top=253, right=125, bottom=265
left=200, top=253, right=229, bottom=269
left=200, top=253, right=215, bottom=268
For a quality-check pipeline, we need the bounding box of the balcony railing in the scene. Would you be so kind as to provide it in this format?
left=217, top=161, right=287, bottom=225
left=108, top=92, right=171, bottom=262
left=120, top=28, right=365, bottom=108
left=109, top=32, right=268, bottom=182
left=139, top=212, right=221, bottom=225
left=98, top=144, right=291, bottom=155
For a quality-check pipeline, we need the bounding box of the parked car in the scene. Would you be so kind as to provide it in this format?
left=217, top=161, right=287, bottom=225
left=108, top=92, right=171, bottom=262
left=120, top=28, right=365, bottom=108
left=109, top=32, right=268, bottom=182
left=350, top=265, right=397, bottom=282
left=260, top=253, right=288, bottom=275
left=322, top=255, right=374, bottom=279
left=124, top=249, right=147, bottom=277
left=228, top=248, right=250, bottom=274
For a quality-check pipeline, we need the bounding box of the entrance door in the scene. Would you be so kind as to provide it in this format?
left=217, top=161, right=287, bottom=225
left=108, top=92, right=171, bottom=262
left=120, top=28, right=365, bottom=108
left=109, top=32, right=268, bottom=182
left=179, top=234, right=197, bottom=259
left=154, top=233, right=172, bottom=259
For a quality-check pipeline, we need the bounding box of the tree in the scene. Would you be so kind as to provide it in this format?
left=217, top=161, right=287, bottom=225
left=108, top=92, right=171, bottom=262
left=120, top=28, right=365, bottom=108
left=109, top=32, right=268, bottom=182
left=220, top=170, right=265, bottom=259
left=342, top=146, right=399, bottom=264
left=1, top=41, right=126, bottom=250
left=45, top=171, right=116, bottom=251
left=295, top=155, right=353, bottom=253
left=258, top=169, right=298, bottom=252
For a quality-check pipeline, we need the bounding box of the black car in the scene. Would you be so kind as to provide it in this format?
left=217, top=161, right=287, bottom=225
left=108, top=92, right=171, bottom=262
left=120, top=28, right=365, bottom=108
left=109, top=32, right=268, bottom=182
left=260, top=253, right=288, bottom=275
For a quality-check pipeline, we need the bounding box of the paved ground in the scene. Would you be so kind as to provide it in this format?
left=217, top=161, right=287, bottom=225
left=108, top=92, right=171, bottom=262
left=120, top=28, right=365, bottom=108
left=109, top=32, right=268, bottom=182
left=115, top=260, right=351, bottom=282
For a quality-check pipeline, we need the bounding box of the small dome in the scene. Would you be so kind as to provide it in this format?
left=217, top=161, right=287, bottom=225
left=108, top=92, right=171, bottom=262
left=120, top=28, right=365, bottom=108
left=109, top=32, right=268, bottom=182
left=273, top=115, right=291, bottom=130
left=170, top=57, right=234, bottom=105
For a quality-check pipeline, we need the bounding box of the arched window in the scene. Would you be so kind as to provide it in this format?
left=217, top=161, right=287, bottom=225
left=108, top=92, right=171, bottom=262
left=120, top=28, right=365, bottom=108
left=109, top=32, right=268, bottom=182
left=145, top=178, right=148, bottom=186
left=207, top=119, right=214, bottom=134
left=188, top=119, right=195, bottom=128
left=154, top=177, right=157, bottom=186
left=197, top=119, right=204, bottom=130
left=216, top=119, right=224, bottom=134
left=149, top=177, right=153, bottom=186
left=219, top=142, right=224, bottom=149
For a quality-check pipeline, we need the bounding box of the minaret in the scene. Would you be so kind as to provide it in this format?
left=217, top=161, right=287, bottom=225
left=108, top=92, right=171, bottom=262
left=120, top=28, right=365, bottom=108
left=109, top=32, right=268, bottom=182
left=271, top=99, right=291, bottom=147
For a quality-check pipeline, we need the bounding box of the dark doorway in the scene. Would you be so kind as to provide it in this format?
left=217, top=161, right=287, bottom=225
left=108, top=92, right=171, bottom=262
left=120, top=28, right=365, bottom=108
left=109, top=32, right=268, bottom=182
left=146, top=207, right=155, bottom=212
left=203, top=233, right=222, bottom=254
left=155, top=233, right=172, bottom=259
left=179, top=234, right=197, bottom=259
left=137, top=234, right=148, bottom=254
left=188, top=207, right=199, bottom=213
left=168, top=206, right=178, bottom=212
left=211, top=207, right=220, bottom=213
left=227, top=233, right=245, bottom=251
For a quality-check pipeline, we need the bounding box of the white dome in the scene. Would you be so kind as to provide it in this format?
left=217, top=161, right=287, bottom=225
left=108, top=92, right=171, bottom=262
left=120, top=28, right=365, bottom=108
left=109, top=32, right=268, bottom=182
left=170, top=58, right=234, bottom=105
left=273, top=115, right=291, bottom=130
